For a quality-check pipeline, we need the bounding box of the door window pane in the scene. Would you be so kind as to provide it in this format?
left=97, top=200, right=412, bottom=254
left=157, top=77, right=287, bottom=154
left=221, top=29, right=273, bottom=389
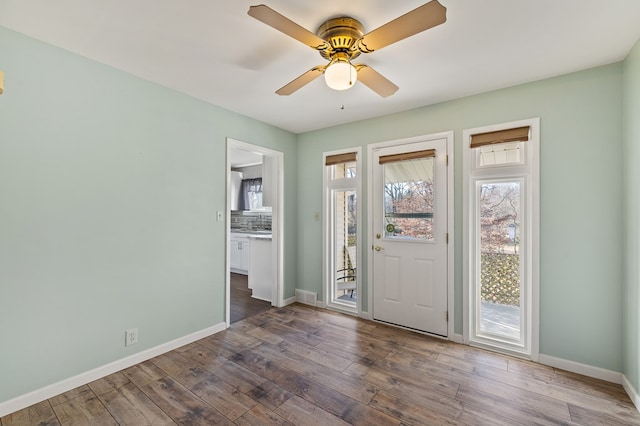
left=383, top=157, right=434, bottom=240
left=478, top=182, right=521, bottom=340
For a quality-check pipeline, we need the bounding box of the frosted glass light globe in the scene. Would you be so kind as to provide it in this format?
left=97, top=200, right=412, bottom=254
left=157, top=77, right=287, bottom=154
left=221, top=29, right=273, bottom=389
left=324, top=61, right=357, bottom=91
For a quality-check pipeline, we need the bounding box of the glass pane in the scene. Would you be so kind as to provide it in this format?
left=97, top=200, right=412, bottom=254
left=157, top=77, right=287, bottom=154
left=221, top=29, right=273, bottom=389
left=333, top=189, right=357, bottom=304
left=383, top=157, right=434, bottom=240
left=478, top=182, right=521, bottom=340
left=331, top=161, right=357, bottom=179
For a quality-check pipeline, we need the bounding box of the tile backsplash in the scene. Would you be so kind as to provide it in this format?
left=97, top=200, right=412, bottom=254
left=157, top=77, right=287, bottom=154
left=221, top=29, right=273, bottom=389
left=230, top=211, right=272, bottom=231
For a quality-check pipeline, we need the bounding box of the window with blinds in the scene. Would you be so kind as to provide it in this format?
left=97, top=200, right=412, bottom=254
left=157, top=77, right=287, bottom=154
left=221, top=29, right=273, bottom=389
left=326, top=152, right=357, bottom=179
left=470, top=126, right=530, bottom=167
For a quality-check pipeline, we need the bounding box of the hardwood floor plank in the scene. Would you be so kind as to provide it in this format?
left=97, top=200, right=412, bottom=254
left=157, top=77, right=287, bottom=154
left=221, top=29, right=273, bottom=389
left=235, top=404, right=294, bottom=426
left=51, top=391, right=117, bottom=425
left=140, top=376, right=233, bottom=425
left=261, top=321, right=325, bottom=347
left=169, top=365, right=258, bottom=421
left=48, top=385, right=94, bottom=407
left=189, top=374, right=258, bottom=421
left=1, top=400, right=60, bottom=426
left=98, top=381, right=175, bottom=425
left=192, top=335, right=241, bottom=360
left=250, top=342, right=380, bottom=404
left=211, top=328, right=263, bottom=351
left=246, top=381, right=294, bottom=411
left=122, top=359, right=168, bottom=388
left=275, top=395, right=350, bottom=426
left=278, top=339, right=354, bottom=372
left=374, top=356, right=461, bottom=398
left=7, top=303, right=640, bottom=425
left=232, top=345, right=393, bottom=424
left=370, top=390, right=462, bottom=425
left=568, top=402, right=640, bottom=426
left=455, top=382, right=574, bottom=425
left=179, top=345, right=267, bottom=393
left=88, top=371, right=130, bottom=396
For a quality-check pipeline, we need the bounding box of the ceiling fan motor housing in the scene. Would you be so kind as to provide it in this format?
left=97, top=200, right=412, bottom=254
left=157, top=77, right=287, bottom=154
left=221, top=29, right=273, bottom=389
left=316, top=17, right=364, bottom=61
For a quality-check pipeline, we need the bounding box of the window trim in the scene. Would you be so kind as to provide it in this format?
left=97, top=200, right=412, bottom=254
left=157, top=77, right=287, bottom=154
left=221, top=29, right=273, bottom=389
left=463, top=118, right=540, bottom=361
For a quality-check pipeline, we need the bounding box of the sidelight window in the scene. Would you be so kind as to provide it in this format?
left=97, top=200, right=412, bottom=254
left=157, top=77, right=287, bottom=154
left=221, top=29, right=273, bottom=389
left=324, top=149, right=361, bottom=313
left=464, top=119, right=539, bottom=359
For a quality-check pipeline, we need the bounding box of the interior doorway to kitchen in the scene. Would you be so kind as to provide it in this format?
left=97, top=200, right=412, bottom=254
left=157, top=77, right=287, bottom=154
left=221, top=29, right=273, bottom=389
left=226, top=138, right=284, bottom=325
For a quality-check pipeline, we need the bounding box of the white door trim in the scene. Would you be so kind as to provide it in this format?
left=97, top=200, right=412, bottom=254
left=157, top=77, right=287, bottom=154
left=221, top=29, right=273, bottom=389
left=226, top=138, right=285, bottom=327
left=367, top=131, right=455, bottom=338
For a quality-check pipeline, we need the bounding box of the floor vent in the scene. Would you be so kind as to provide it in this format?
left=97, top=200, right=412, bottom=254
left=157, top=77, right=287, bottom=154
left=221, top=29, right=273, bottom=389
left=295, top=289, right=317, bottom=306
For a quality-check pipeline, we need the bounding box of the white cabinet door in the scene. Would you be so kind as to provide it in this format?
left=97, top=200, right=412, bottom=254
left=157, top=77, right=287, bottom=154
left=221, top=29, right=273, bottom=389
left=239, top=240, right=249, bottom=271
left=230, top=234, right=249, bottom=274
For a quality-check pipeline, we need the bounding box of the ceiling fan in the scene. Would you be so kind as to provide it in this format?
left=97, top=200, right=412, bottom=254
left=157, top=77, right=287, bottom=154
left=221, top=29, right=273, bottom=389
left=248, top=1, right=447, bottom=97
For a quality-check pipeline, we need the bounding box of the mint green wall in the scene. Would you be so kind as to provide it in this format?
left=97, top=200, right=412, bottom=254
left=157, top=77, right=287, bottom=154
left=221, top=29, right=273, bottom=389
left=623, top=40, right=640, bottom=393
left=297, top=63, right=624, bottom=372
left=0, top=27, right=297, bottom=403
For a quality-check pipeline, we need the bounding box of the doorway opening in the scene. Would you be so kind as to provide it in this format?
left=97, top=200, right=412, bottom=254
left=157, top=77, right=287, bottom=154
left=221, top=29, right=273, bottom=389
left=226, top=138, right=284, bottom=325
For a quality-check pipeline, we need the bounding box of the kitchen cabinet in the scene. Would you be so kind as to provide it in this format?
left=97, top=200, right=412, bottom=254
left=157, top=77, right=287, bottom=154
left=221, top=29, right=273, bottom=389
left=230, top=233, right=249, bottom=274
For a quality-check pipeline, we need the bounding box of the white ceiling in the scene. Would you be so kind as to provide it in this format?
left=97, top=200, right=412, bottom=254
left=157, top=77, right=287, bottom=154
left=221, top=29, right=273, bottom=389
left=1, top=1, right=639, bottom=134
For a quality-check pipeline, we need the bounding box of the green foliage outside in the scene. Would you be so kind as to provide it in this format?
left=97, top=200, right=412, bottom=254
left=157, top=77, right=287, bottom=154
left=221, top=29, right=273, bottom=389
left=481, top=253, right=520, bottom=306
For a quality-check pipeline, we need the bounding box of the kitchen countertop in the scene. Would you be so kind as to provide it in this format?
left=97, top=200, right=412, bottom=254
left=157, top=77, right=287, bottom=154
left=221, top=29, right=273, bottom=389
left=231, top=230, right=272, bottom=239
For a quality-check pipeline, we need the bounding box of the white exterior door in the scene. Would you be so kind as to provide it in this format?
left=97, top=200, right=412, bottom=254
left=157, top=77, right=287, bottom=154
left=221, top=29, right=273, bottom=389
left=372, top=138, right=448, bottom=336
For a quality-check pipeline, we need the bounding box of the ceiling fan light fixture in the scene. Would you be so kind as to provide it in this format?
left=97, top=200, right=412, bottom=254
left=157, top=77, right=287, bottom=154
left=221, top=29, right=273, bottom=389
left=324, top=60, right=357, bottom=91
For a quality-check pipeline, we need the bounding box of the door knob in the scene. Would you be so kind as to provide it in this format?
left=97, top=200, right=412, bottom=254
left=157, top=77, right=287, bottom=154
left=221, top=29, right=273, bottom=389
left=374, top=245, right=383, bottom=252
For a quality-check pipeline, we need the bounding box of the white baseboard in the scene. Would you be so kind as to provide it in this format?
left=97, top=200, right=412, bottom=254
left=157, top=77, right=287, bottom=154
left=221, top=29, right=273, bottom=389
left=316, top=301, right=326, bottom=308
left=623, top=375, right=640, bottom=414
left=282, top=296, right=297, bottom=307
left=538, top=354, right=622, bottom=384
left=0, top=322, right=226, bottom=418
left=360, top=311, right=371, bottom=320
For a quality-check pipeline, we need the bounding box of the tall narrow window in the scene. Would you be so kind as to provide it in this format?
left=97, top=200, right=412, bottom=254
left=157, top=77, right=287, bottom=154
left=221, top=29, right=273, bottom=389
left=324, top=150, right=360, bottom=313
left=464, top=120, right=539, bottom=359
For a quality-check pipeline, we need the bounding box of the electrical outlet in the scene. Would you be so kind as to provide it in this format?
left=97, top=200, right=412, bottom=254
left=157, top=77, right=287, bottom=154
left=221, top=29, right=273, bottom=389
left=125, top=328, right=138, bottom=346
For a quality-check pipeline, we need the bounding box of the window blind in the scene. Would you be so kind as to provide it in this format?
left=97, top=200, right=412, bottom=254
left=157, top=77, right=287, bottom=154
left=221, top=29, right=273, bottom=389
left=325, top=152, right=357, bottom=166
left=378, top=149, right=435, bottom=164
left=470, top=126, right=529, bottom=148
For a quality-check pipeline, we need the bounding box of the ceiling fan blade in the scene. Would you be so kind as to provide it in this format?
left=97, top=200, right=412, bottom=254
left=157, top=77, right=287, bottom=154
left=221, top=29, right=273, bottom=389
left=354, top=0, right=446, bottom=53
left=276, top=66, right=326, bottom=96
left=248, top=5, right=331, bottom=51
left=355, top=65, right=399, bottom=98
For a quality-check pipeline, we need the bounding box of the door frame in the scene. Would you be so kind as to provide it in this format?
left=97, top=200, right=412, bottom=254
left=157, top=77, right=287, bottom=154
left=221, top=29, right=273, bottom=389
left=367, top=131, right=455, bottom=338
left=225, top=138, right=285, bottom=327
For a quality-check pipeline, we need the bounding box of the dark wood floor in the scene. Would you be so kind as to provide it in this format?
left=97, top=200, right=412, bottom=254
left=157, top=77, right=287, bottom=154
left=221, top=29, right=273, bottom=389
left=230, top=272, right=272, bottom=323
left=3, top=304, right=640, bottom=425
